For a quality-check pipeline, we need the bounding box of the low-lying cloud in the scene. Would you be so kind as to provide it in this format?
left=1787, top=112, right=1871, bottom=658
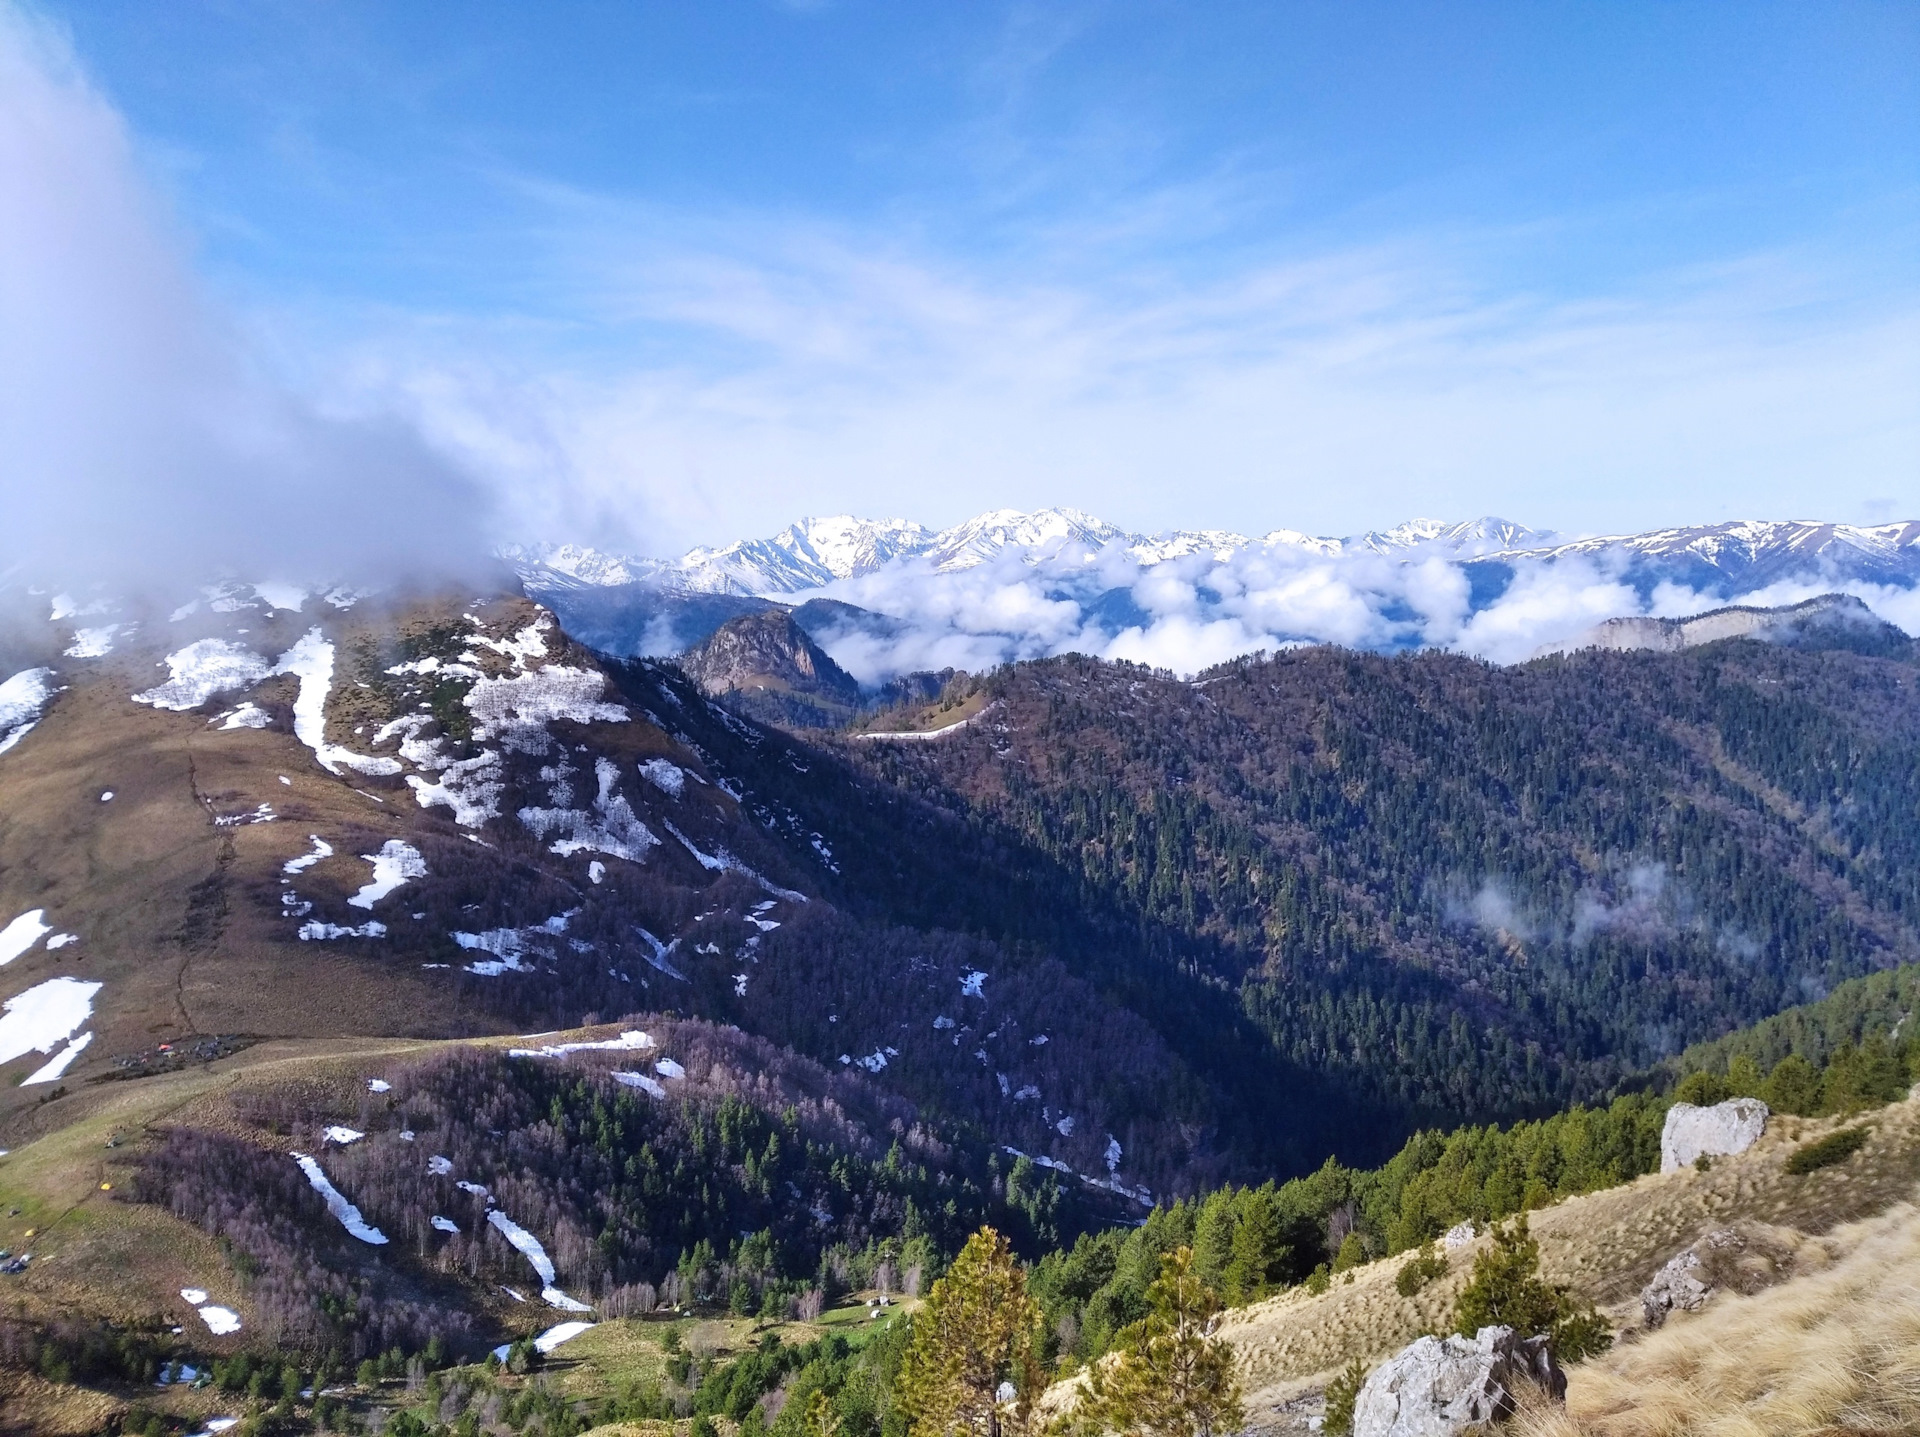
left=795, top=539, right=1920, bottom=683
left=0, top=7, right=492, bottom=592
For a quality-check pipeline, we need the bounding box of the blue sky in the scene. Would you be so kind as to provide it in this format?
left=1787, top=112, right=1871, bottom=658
left=11, top=1, right=1920, bottom=553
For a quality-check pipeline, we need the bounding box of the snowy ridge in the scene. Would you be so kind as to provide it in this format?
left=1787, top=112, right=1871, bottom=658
left=514, top=511, right=1920, bottom=600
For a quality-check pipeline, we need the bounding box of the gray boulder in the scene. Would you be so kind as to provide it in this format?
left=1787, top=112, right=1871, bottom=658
left=1352, top=1325, right=1566, bottom=1437
left=1640, top=1224, right=1799, bottom=1328
left=1639, top=1239, right=1719, bottom=1328
left=1660, top=1097, right=1769, bottom=1173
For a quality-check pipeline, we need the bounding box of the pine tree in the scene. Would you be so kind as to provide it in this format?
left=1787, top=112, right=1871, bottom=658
left=1451, top=1215, right=1611, bottom=1363
left=1071, top=1247, right=1245, bottom=1437
left=897, top=1227, right=1044, bottom=1437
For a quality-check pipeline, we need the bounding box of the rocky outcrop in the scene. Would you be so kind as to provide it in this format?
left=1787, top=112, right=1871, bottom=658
left=676, top=609, right=864, bottom=728
left=1660, top=1097, right=1769, bottom=1173
left=1535, top=593, right=1910, bottom=661
left=1352, top=1326, right=1565, bottom=1437
left=1441, top=1221, right=1476, bottom=1251
left=1640, top=1223, right=1800, bottom=1328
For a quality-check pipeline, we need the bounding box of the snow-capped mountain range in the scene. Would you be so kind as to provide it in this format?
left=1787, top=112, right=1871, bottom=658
left=510, top=510, right=1920, bottom=599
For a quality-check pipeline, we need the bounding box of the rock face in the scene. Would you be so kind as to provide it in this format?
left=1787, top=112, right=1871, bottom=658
left=1660, top=1098, right=1769, bottom=1173
left=1352, top=1326, right=1566, bottom=1437
left=1535, top=593, right=1911, bottom=660
left=676, top=610, right=865, bottom=728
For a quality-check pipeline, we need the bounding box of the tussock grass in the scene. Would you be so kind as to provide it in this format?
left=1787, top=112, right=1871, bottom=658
left=1516, top=1199, right=1920, bottom=1437
left=1215, top=1096, right=1920, bottom=1429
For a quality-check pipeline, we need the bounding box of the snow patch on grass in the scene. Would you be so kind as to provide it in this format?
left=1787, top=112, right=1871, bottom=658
left=518, top=757, right=659, bottom=861
left=25, top=1030, right=92, bottom=1083
left=274, top=629, right=403, bottom=776
left=614, top=1070, right=667, bottom=1098
left=0, top=910, right=51, bottom=966
left=639, top=758, right=686, bottom=796
left=291, top=1153, right=388, bottom=1244
left=283, top=836, right=333, bottom=875
left=135, top=641, right=270, bottom=711
left=213, top=703, right=273, bottom=730
left=348, top=840, right=426, bottom=909
left=0, top=976, right=100, bottom=1069
left=297, top=920, right=386, bottom=941
left=197, top=1306, right=241, bottom=1336
left=0, top=668, right=56, bottom=756
left=322, top=1126, right=365, bottom=1146
left=64, top=625, right=122, bottom=658
left=509, top=1029, right=654, bottom=1060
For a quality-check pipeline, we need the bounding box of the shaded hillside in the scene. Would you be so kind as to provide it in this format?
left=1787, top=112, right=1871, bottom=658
left=822, top=640, right=1920, bottom=1144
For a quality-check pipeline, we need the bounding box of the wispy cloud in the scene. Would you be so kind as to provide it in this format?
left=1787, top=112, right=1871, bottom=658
left=354, top=181, right=1920, bottom=554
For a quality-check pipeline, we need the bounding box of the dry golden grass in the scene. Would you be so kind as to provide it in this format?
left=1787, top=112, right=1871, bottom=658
left=1514, top=1199, right=1920, bottom=1437
left=1215, top=1096, right=1920, bottom=1431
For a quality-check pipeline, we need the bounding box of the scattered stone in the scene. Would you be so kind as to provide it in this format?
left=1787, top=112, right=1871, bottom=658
left=1640, top=1223, right=1799, bottom=1329
left=1441, top=1220, right=1476, bottom=1250
left=1353, top=1324, right=1565, bottom=1437
left=1660, top=1097, right=1769, bottom=1173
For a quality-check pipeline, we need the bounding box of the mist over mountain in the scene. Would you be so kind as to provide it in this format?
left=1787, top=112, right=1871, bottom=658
left=513, top=509, right=1920, bottom=681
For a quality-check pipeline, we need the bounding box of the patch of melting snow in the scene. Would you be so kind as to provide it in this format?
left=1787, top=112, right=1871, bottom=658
left=633, top=928, right=687, bottom=981
left=487, top=1209, right=590, bottom=1311
left=298, top=920, right=386, bottom=941
left=509, top=1029, right=654, bottom=1060
left=428, top=1155, right=454, bottom=1176
left=518, top=757, right=659, bottom=861
left=1056, top=1116, right=1075, bottom=1137
left=431, top=1215, right=460, bottom=1233
left=855, top=1051, right=887, bottom=1073
left=639, top=757, right=686, bottom=797
left=408, top=750, right=505, bottom=828
left=654, top=1058, right=685, bottom=1080
left=180, top=1288, right=208, bottom=1305
left=252, top=581, right=307, bottom=613
left=187, top=1419, right=239, bottom=1437
left=589, top=860, right=606, bottom=884
left=0, top=977, right=101, bottom=1073
left=367, top=1078, right=391, bottom=1093
left=26, top=1031, right=92, bottom=1083
left=1106, top=1137, right=1123, bottom=1172
left=64, top=624, right=122, bottom=659
left=457, top=1179, right=489, bottom=1198
left=213, top=702, right=273, bottom=730
left=348, top=840, right=427, bottom=909
left=0, top=910, right=51, bottom=966
left=662, top=821, right=807, bottom=902
left=453, top=912, right=576, bottom=975
left=0, top=668, right=57, bottom=756
left=733, top=973, right=749, bottom=996
left=960, top=970, right=988, bottom=998
left=274, top=629, right=403, bottom=776
left=492, top=1320, right=596, bottom=1361
left=134, top=641, right=270, bottom=712
left=613, top=1070, right=667, bottom=1098
left=933, top=1016, right=955, bottom=1030
left=198, top=1306, right=242, bottom=1336
left=467, top=666, right=628, bottom=755
left=292, top=1153, right=388, bottom=1243
left=322, top=1125, right=365, bottom=1146
left=213, top=803, right=275, bottom=827
left=156, top=1363, right=200, bottom=1386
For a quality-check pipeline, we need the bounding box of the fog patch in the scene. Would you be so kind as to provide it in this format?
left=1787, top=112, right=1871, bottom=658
left=0, top=8, right=492, bottom=594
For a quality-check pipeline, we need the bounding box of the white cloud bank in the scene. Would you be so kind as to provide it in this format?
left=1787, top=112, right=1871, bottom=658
left=795, top=539, right=1920, bottom=682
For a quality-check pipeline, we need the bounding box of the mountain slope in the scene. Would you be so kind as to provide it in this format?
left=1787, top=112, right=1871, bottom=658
left=0, top=590, right=1232, bottom=1198
left=827, top=639, right=1920, bottom=1141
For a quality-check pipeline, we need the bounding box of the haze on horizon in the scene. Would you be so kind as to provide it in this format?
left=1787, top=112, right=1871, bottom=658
left=0, top=0, right=1915, bottom=579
